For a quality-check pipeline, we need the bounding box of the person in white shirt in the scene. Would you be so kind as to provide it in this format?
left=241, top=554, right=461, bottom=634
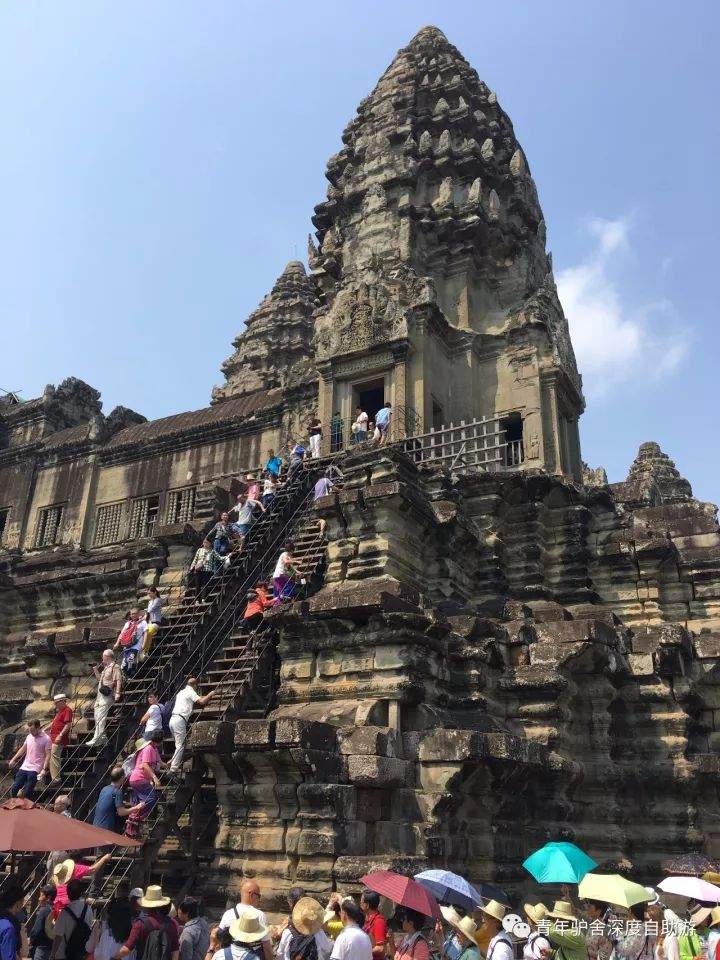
left=168, top=677, right=217, bottom=775
left=478, top=902, right=513, bottom=960
left=277, top=897, right=333, bottom=960
left=522, top=904, right=552, bottom=960
left=139, top=691, right=163, bottom=740
left=351, top=407, right=369, bottom=444
left=331, top=899, right=372, bottom=960
left=218, top=881, right=271, bottom=960
left=272, top=542, right=297, bottom=603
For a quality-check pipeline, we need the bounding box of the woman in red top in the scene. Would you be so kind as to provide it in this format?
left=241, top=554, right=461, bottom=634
left=242, top=583, right=274, bottom=632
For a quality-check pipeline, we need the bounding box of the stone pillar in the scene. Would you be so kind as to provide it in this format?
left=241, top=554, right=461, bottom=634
left=317, top=363, right=334, bottom=455
left=390, top=345, right=409, bottom=441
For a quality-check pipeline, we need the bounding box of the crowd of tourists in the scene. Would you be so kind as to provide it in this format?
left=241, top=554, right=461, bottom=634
left=6, top=437, right=343, bottom=833
left=2, top=869, right=719, bottom=960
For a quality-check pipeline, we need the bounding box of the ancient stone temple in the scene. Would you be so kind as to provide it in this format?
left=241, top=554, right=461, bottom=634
left=1, top=26, right=719, bottom=910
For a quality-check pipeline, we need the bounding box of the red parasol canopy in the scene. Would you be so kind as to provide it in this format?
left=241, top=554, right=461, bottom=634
left=0, top=798, right=140, bottom=852
left=360, top=871, right=442, bottom=919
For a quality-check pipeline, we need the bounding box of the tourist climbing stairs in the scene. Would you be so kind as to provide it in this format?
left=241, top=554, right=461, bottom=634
left=85, top=503, right=330, bottom=903
left=5, top=460, right=334, bottom=901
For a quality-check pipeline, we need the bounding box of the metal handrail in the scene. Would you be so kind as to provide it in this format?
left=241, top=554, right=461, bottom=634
left=209, top=513, right=330, bottom=722
left=0, top=563, right=192, bottom=806
left=10, top=465, right=324, bottom=904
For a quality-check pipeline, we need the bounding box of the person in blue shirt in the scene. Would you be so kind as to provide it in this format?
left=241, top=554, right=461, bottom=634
left=92, top=767, right=143, bottom=833
left=0, top=879, right=26, bottom=960
left=375, top=402, right=392, bottom=444
left=265, top=449, right=283, bottom=478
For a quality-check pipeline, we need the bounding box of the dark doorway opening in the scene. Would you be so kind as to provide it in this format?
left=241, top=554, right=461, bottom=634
left=354, top=378, right=385, bottom=423
left=501, top=412, right=524, bottom=467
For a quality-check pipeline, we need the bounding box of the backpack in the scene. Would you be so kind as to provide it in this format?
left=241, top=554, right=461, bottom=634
left=122, top=747, right=139, bottom=777
left=159, top=697, right=176, bottom=734
left=118, top=620, right=138, bottom=647
left=63, top=903, right=92, bottom=960
left=141, top=919, right=174, bottom=960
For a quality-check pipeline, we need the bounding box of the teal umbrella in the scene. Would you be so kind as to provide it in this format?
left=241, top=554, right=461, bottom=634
left=523, top=842, right=597, bottom=883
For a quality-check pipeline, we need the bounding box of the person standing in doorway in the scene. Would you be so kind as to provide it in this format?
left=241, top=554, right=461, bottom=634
left=375, top=402, right=392, bottom=444
left=351, top=407, right=368, bottom=444
left=168, top=677, right=217, bottom=777
left=308, top=418, right=322, bottom=459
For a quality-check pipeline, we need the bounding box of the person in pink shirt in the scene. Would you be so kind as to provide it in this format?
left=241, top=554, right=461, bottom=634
left=8, top=720, right=51, bottom=800
left=387, top=909, right=431, bottom=960
left=124, top=730, right=167, bottom=839
left=51, top=856, right=111, bottom=912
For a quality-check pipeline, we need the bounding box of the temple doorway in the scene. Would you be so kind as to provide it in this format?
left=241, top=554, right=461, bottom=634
left=353, top=377, right=386, bottom=422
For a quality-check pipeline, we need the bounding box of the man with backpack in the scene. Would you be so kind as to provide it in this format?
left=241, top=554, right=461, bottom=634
left=113, top=885, right=179, bottom=960
left=50, top=878, right=94, bottom=960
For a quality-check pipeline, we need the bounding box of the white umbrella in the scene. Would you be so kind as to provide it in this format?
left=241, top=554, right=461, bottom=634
left=658, top=876, right=720, bottom=903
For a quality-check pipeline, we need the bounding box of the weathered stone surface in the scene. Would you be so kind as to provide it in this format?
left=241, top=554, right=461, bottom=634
left=1, top=23, right=719, bottom=916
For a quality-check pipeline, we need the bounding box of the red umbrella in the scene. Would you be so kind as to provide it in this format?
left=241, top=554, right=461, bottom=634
left=360, top=871, right=442, bottom=919
left=0, top=798, right=140, bottom=852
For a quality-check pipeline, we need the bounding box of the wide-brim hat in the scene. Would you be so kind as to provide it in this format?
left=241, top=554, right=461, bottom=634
left=52, top=859, right=75, bottom=885
left=548, top=901, right=577, bottom=922
left=692, top=907, right=713, bottom=927
left=480, top=900, right=507, bottom=922
left=291, top=897, right=325, bottom=936
left=441, top=906, right=477, bottom=940
left=524, top=903, right=548, bottom=926
left=140, top=885, right=171, bottom=909
left=229, top=907, right=269, bottom=944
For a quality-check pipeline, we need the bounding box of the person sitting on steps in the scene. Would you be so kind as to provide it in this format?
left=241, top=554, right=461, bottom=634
left=242, top=583, right=275, bottom=632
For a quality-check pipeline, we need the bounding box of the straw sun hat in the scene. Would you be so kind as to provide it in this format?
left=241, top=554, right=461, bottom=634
left=52, top=859, right=76, bottom=885
left=229, top=907, right=269, bottom=944
left=691, top=906, right=720, bottom=928
left=441, top=906, right=478, bottom=940
left=140, top=885, right=172, bottom=909
left=291, top=898, right=325, bottom=936
left=524, top=904, right=548, bottom=926
left=480, top=901, right=507, bottom=922
left=547, top=901, right=577, bottom=922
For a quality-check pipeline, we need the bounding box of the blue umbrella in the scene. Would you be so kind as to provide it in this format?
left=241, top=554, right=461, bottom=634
left=414, top=870, right=484, bottom=912
left=523, top=842, right=597, bottom=884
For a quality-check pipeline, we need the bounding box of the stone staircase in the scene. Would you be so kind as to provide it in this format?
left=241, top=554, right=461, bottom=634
left=4, top=463, right=331, bottom=902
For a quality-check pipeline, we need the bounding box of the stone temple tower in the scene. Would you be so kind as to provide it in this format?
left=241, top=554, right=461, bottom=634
left=310, top=26, right=584, bottom=479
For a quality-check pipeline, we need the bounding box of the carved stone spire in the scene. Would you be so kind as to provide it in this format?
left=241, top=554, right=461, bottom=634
left=625, top=442, right=693, bottom=503
left=310, top=24, right=582, bottom=399
left=212, top=261, right=318, bottom=403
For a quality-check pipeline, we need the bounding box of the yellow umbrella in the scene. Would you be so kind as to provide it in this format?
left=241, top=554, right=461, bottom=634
left=578, top=873, right=652, bottom=908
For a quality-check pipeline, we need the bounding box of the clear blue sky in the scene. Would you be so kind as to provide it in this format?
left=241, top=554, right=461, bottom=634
left=1, top=1, right=717, bottom=502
